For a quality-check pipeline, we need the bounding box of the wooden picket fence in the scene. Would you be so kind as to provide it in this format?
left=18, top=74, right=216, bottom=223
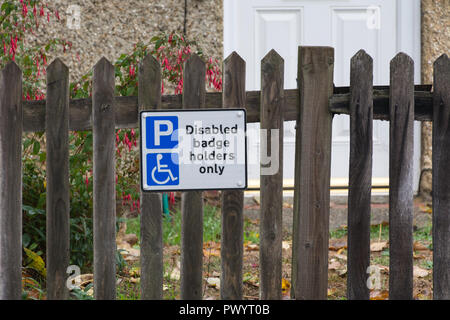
left=0, top=46, right=449, bottom=300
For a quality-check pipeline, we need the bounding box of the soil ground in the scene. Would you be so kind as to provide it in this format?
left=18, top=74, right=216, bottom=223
left=112, top=193, right=434, bottom=300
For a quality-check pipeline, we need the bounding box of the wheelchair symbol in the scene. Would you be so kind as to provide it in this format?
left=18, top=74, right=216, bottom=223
left=152, top=154, right=178, bottom=184
left=148, top=153, right=179, bottom=186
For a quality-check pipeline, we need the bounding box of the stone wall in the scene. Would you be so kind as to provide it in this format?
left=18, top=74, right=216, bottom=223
left=25, top=0, right=223, bottom=83
left=420, top=0, right=450, bottom=196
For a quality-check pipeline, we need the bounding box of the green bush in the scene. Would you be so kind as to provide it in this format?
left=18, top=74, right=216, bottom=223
left=20, top=30, right=222, bottom=274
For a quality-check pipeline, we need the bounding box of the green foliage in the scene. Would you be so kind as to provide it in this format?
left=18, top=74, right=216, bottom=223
left=70, top=283, right=94, bottom=300
left=329, top=226, right=348, bottom=239
left=152, top=205, right=223, bottom=246
left=125, top=204, right=259, bottom=246
left=116, top=249, right=128, bottom=274
left=243, top=219, right=260, bottom=244
left=19, top=28, right=222, bottom=274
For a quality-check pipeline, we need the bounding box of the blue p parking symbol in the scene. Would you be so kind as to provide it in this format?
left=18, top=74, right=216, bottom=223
left=146, top=116, right=178, bottom=149
left=145, top=116, right=180, bottom=187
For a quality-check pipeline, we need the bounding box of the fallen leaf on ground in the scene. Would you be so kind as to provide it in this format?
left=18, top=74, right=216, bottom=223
left=328, top=259, right=343, bottom=271
left=120, top=247, right=140, bottom=263
left=282, top=278, right=291, bottom=292
left=129, top=267, right=140, bottom=277
left=203, top=241, right=221, bottom=257
left=203, top=248, right=221, bottom=257
left=283, top=202, right=293, bottom=209
left=122, top=234, right=138, bottom=247
left=246, top=218, right=259, bottom=225
left=330, top=252, right=347, bottom=261
left=338, top=268, right=347, bottom=277
left=245, top=243, right=259, bottom=251
left=282, top=241, right=291, bottom=251
left=329, top=239, right=347, bottom=251
left=72, top=274, right=94, bottom=288
left=375, top=265, right=389, bottom=274
left=413, top=252, right=426, bottom=259
left=129, top=277, right=140, bottom=284
left=413, top=266, right=429, bottom=278
left=211, top=271, right=220, bottom=277
left=206, top=277, right=220, bottom=289
left=370, top=290, right=389, bottom=300
left=413, top=241, right=429, bottom=251
left=370, top=241, right=388, bottom=252
left=165, top=261, right=181, bottom=281
left=243, top=272, right=259, bottom=287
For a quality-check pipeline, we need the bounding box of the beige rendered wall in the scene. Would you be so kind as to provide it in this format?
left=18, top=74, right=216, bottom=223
left=420, top=0, right=450, bottom=196
left=25, top=0, right=223, bottom=84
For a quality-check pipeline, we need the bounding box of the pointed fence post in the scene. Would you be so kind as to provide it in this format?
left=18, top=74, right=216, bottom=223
left=46, top=58, right=70, bottom=300
left=432, top=54, right=450, bottom=300
left=181, top=54, right=205, bottom=300
left=0, top=62, right=23, bottom=300
left=220, top=52, right=245, bottom=300
left=291, top=46, right=334, bottom=300
left=139, top=54, right=164, bottom=300
left=259, top=49, right=284, bottom=300
left=93, top=57, right=116, bottom=300
left=347, top=50, right=373, bottom=300
left=389, top=52, right=414, bottom=300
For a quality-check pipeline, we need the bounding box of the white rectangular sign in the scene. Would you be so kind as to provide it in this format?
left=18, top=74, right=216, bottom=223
left=140, top=109, right=247, bottom=191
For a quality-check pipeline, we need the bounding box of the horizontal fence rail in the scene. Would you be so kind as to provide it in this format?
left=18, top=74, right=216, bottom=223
left=21, top=85, right=433, bottom=132
left=0, top=47, right=449, bottom=301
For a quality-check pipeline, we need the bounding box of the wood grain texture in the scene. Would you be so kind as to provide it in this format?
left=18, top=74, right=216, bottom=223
left=0, top=62, right=22, bottom=300
left=291, top=46, right=334, bottom=300
left=331, top=87, right=432, bottom=121
left=432, top=54, right=450, bottom=300
left=259, top=50, right=284, bottom=300
left=220, top=52, right=245, bottom=300
left=347, top=50, right=373, bottom=300
left=389, top=53, right=414, bottom=300
left=92, top=58, right=116, bottom=300
left=21, top=85, right=432, bottom=132
left=180, top=54, right=205, bottom=300
left=45, top=59, right=70, bottom=300
left=139, top=54, right=164, bottom=300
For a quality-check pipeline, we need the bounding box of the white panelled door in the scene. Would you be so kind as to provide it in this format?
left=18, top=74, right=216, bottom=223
left=224, top=0, right=421, bottom=191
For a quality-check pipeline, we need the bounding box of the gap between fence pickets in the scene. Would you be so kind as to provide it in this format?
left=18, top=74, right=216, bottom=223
left=21, top=85, right=433, bottom=132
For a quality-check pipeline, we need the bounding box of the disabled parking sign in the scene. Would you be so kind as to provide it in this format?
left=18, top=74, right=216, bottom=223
left=140, top=109, right=247, bottom=191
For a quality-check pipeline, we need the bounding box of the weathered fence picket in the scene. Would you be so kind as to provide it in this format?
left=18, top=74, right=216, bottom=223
left=432, top=54, right=450, bottom=300
left=0, top=46, right=449, bottom=301
left=0, top=62, right=22, bottom=300
left=220, top=52, right=246, bottom=300
left=347, top=50, right=373, bottom=300
left=139, top=54, right=164, bottom=300
left=92, top=58, right=117, bottom=300
left=45, top=59, right=70, bottom=300
left=388, top=53, right=415, bottom=300
left=180, top=54, right=206, bottom=300
left=291, top=46, right=334, bottom=300
left=259, top=50, right=284, bottom=300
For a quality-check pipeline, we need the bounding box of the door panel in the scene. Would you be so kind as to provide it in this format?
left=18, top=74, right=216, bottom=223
left=224, top=0, right=421, bottom=191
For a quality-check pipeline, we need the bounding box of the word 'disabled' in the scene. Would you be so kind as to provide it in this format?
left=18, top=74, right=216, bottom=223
left=140, top=109, right=247, bottom=191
